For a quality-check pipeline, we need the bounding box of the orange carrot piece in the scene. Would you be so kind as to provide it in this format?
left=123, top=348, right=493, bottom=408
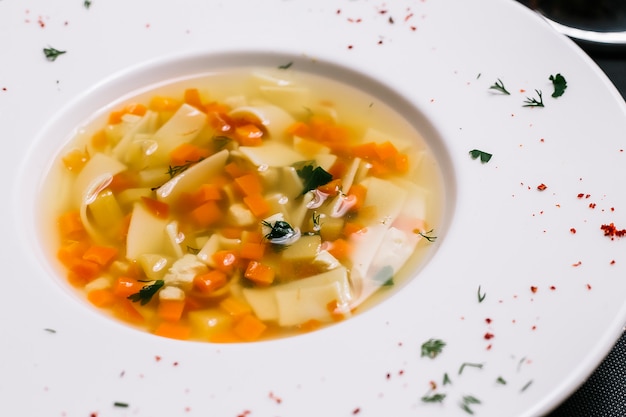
left=87, top=288, right=116, bottom=307
left=316, top=178, right=342, bottom=196
left=204, top=101, right=231, bottom=114
left=392, top=153, right=409, bottom=174
left=149, top=96, right=181, bottom=112
left=90, top=130, right=109, bottom=151
left=183, top=88, right=204, bottom=109
left=169, top=143, right=210, bottom=166
left=190, top=201, right=222, bottom=227
left=286, top=121, right=310, bottom=137
left=112, top=299, right=145, bottom=324
left=328, top=238, right=351, bottom=260
left=141, top=196, right=170, bottom=219
left=347, top=184, right=367, bottom=212
left=298, top=319, right=322, bottom=332
left=108, top=109, right=125, bottom=125
left=234, top=173, right=263, bottom=196
left=219, top=296, right=251, bottom=317
left=154, top=321, right=191, bottom=340
left=239, top=242, right=265, bottom=261
left=244, top=261, right=275, bottom=285
left=233, top=313, right=267, bottom=341
left=57, top=240, right=90, bottom=267
left=58, top=211, right=85, bottom=239
left=212, top=250, right=238, bottom=274
left=108, top=171, right=138, bottom=193
left=242, top=230, right=264, bottom=244
left=194, top=270, right=228, bottom=294
left=234, top=124, right=264, bottom=146
left=69, top=258, right=101, bottom=282
left=224, top=161, right=248, bottom=178
left=343, top=222, right=365, bottom=236
left=368, top=160, right=390, bottom=177
left=191, top=184, right=222, bottom=205
left=82, top=245, right=118, bottom=267
left=113, top=276, right=144, bottom=298
left=243, top=194, right=270, bottom=218
left=157, top=299, right=186, bottom=321
left=375, top=141, right=399, bottom=161
left=351, top=142, right=378, bottom=160
left=61, top=149, right=89, bottom=172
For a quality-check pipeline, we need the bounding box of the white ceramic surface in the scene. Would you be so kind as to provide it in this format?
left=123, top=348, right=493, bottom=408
left=2, top=1, right=626, bottom=416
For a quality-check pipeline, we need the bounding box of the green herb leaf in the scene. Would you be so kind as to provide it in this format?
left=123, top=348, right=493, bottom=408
left=523, top=89, right=544, bottom=107
left=469, top=149, right=492, bottom=164
left=417, top=228, right=437, bottom=242
left=496, top=376, right=507, bottom=385
left=421, top=338, right=446, bottom=359
left=458, top=362, right=484, bottom=375
left=549, top=73, right=567, bottom=98
left=489, top=78, right=510, bottom=95
left=43, top=328, right=57, bottom=333
left=521, top=379, right=533, bottom=392
left=460, top=395, right=482, bottom=415
left=295, top=163, right=333, bottom=195
left=278, top=61, right=293, bottom=70
left=477, top=285, right=486, bottom=303
left=421, top=393, right=447, bottom=403
left=113, top=402, right=129, bottom=408
left=262, top=220, right=296, bottom=242
left=187, top=246, right=200, bottom=255
left=443, top=373, right=452, bottom=385
left=43, top=46, right=66, bottom=62
left=84, top=0, right=92, bottom=8
left=127, top=280, right=164, bottom=305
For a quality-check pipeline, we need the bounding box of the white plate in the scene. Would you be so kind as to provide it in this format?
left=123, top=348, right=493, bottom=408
left=2, top=1, right=626, bottom=416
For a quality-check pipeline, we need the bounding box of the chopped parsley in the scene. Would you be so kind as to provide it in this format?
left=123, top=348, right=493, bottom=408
left=417, top=229, right=437, bottom=242
left=443, top=373, right=452, bottom=385
left=84, top=0, right=92, bottom=8
left=469, top=149, right=492, bottom=164
left=496, top=376, right=507, bottom=385
left=421, top=393, right=447, bottom=403
left=477, top=285, right=486, bottom=303
left=460, top=395, right=481, bottom=414
left=489, top=78, right=510, bottom=95
left=294, top=162, right=333, bottom=195
left=127, top=280, right=164, bottom=305
left=187, top=245, right=200, bottom=255
left=549, top=73, right=567, bottom=98
left=113, top=402, right=129, bottom=408
left=421, top=338, right=446, bottom=359
left=458, top=362, right=483, bottom=375
left=262, top=220, right=297, bottom=243
left=278, top=61, right=293, bottom=70
left=43, top=46, right=66, bottom=62
left=523, top=89, right=544, bottom=107
left=43, top=328, right=57, bottom=333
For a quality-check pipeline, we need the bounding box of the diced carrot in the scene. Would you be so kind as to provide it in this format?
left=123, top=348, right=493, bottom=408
left=149, top=96, right=181, bottom=112
left=326, top=300, right=346, bottom=321
left=190, top=201, right=222, bottom=227
left=191, top=184, right=222, bottom=205
left=239, top=242, right=265, bottom=261
left=127, top=103, right=147, bottom=117
left=327, top=159, right=348, bottom=179
left=157, top=299, right=186, bottom=321
left=244, top=261, right=275, bottom=285
left=204, top=101, right=231, bottom=114
left=351, top=142, right=378, bottom=160
left=224, top=161, right=248, bottom=178
left=286, top=121, right=310, bottom=137
left=194, top=270, right=228, bottom=294
left=184, top=295, right=204, bottom=311
left=209, top=330, right=241, bottom=343
left=220, top=227, right=243, bottom=239
left=108, top=109, right=125, bottom=125
left=90, top=130, right=109, bottom=151
left=316, top=178, right=342, bottom=196
left=219, top=296, right=251, bottom=317
left=234, top=173, right=263, bottom=196
left=141, top=196, right=169, bottom=219
left=298, top=319, right=322, bottom=332
left=243, top=194, right=270, bottom=218
left=234, top=124, right=264, bottom=146
left=375, top=141, right=399, bottom=161
left=113, top=276, right=144, bottom=298
left=207, top=110, right=233, bottom=133
left=347, top=183, right=367, bottom=212
left=320, top=125, right=351, bottom=142
left=58, top=211, right=85, bottom=239
left=242, top=230, right=264, bottom=244
left=212, top=250, right=238, bottom=274
left=57, top=240, right=90, bottom=267
left=69, top=258, right=101, bottom=282
left=368, top=160, right=390, bottom=177
left=183, top=88, right=204, bottom=109
left=61, top=149, right=89, bottom=172
left=112, top=299, right=145, bottom=324
left=154, top=321, right=191, bottom=340
left=169, top=143, right=210, bottom=166
left=328, top=238, right=350, bottom=260
left=392, top=152, right=409, bottom=174
left=343, top=222, right=365, bottom=236
left=87, top=288, right=116, bottom=307
left=82, top=245, right=118, bottom=267
left=233, top=313, right=267, bottom=341
left=108, top=171, right=138, bottom=193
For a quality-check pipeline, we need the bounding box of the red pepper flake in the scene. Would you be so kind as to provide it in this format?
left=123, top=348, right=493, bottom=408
left=237, top=411, right=251, bottom=417
left=155, top=355, right=162, bottom=362
left=530, top=286, right=538, bottom=294
left=398, top=369, right=405, bottom=376
left=410, top=26, right=417, bottom=31
left=38, top=17, right=45, bottom=28
left=336, top=9, right=341, bottom=14
left=353, top=408, right=361, bottom=415
left=486, top=344, right=492, bottom=350
left=572, top=261, right=582, bottom=267
left=611, top=259, right=616, bottom=265
left=586, top=283, right=592, bottom=290
left=90, top=413, right=98, bottom=417
left=429, top=380, right=437, bottom=390
left=485, top=317, right=492, bottom=324
left=570, top=228, right=576, bottom=234
left=537, top=183, right=547, bottom=191
left=405, top=13, right=414, bottom=21
left=173, top=361, right=179, bottom=367
left=269, top=391, right=282, bottom=404
left=550, top=285, right=556, bottom=290
left=611, top=207, right=615, bottom=212
left=484, top=332, right=495, bottom=340
left=540, top=138, right=545, bottom=142
left=589, top=203, right=596, bottom=209
left=531, top=325, right=537, bottom=331
left=601, top=223, right=626, bottom=238
left=347, top=45, right=353, bottom=49
left=386, top=372, right=391, bottom=380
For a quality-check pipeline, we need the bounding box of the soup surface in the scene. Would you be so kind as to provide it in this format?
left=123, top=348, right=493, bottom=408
left=45, top=66, right=443, bottom=342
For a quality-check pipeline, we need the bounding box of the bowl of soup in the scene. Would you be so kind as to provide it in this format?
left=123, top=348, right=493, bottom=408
left=22, top=50, right=451, bottom=343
